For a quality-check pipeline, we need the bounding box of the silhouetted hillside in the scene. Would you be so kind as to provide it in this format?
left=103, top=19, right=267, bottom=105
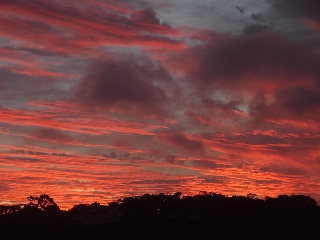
left=1, top=192, right=320, bottom=239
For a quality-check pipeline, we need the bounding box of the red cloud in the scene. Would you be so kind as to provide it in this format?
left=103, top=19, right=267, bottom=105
left=0, top=101, right=165, bottom=136
left=0, top=0, right=183, bottom=57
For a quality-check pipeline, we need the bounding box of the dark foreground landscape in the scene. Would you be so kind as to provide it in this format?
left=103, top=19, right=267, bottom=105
left=1, top=192, right=320, bottom=239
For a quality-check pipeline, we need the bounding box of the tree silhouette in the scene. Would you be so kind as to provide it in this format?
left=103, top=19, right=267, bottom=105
left=1, top=192, right=320, bottom=239
left=27, top=194, right=59, bottom=212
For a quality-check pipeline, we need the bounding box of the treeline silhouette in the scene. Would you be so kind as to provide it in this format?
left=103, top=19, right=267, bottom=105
left=1, top=192, right=320, bottom=239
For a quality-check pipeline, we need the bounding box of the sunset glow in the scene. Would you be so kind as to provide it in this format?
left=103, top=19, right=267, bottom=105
left=1, top=0, right=320, bottom=209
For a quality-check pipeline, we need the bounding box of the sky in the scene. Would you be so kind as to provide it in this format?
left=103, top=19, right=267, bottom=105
left=0, top=0, right=320, bottom=209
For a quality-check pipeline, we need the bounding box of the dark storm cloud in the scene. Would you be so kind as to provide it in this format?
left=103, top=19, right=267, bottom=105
left=180, top=31, right=320, bottom=91
left=74, top=55, right=172, bottom=117
left=275, top=86, right=320, bottom=115
left=32, top=128, right=73, bottom=143
left=268, top=0, right=320, bottom=22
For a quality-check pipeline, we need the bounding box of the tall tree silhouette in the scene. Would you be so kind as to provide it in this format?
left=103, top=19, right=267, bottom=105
left=27, top=194, right=59, bottom=212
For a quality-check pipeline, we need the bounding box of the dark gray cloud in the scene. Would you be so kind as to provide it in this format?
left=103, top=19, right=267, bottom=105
left=275, top=86, right=320, bottom=115
left=235, top=7, right=272, bottom=35
left=180, top=31, right=320, bottom=92
left=234, top=6, right=246, bottom=15
left=268, top=0, right=320, bottom=22
left=251, top=12, right=266, bottom=23
left=74, top=55, right=172, bottom=117
left=260, top=0, right=320, bottom=51
left=250, top=85, right=320, bottom=123
left=243, top=24, right=271, bottom=35
left=160, top=130, right=205, bottom=154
